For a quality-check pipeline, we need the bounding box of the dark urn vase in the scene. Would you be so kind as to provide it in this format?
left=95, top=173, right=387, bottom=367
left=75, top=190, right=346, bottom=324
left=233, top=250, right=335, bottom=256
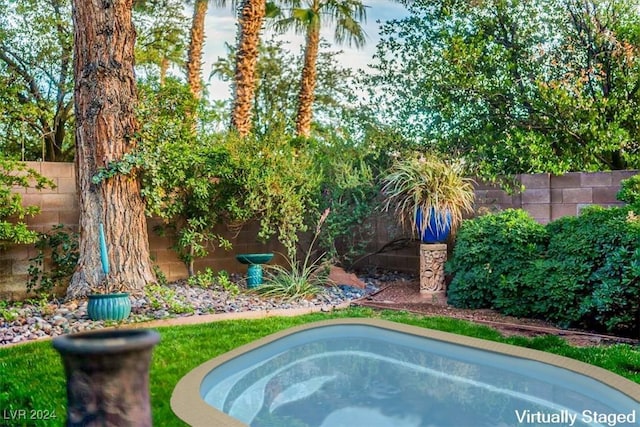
left=416, top=207, right=452, bottom=243
left=53, top=329, right=160, bottom=427
left=87, top=293, right=131, bottom=321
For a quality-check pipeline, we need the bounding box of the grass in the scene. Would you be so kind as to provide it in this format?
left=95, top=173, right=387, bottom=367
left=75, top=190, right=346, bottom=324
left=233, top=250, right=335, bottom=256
left=1, top=307, right=640, bottom=426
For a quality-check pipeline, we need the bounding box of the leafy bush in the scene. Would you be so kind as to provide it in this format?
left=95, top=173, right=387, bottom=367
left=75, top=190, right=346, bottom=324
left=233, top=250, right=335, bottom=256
left=446, top=209, right=548, bottom=309
left=581, top=207, right=640, bottom=334
left=137, top=80, right=236, bottom=275
left=0, top=158, right=55, bottom=247
left=617, top=174, right=640, bottom=205
left=27, top=225, right=79, bottom=297
left=447, top=205, right=640, bottom=335
left=220, top=132, right=322, bottom=258
left=315, top=151, right=379, bottom=266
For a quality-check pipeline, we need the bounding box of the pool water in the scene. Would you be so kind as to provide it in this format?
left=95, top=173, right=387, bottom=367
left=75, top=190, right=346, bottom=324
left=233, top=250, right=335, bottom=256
left=199, top=324, right=640, bottom=427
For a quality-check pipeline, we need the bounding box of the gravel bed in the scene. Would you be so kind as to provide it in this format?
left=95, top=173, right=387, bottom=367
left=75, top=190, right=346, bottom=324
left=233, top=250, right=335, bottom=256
left=0, top=271, right=403, bottom=346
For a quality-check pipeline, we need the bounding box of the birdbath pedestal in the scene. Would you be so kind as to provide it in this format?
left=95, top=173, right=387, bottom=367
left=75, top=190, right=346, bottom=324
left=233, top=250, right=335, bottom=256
left=236, top=253, right=274, bottom=289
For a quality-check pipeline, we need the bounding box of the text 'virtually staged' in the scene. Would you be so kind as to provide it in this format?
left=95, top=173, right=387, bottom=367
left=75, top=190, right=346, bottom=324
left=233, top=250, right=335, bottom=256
left=171, top=319, right=640, bottom=427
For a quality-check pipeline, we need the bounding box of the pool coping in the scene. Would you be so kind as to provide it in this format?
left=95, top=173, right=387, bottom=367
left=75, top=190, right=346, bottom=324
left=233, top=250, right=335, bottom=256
left=170, top=317, right=640, bottom=427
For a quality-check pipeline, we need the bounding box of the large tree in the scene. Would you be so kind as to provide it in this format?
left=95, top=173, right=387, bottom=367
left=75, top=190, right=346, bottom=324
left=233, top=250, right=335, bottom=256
left=270, top=0, right=366, bottom=137
left=368, top=0, right=640, bottom=177
left=68, top=0, right=155, bottom=297
left=0, top=0, right=74, bottom=161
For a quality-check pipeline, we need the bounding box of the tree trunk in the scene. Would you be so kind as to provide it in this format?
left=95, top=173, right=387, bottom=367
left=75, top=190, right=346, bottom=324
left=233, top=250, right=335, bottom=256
left=230, top=0, right=266, bottom=137
left=68, top=0, right=155, bottom=298
left=296, top=26, right=320, bottom=138
left=186, top=0, right=208, bottom=101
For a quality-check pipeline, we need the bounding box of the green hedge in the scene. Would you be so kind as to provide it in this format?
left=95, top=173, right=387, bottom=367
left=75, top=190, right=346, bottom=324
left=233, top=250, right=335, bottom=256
left=445, top=209, right=548, bottom=310
left=447, top=206, right=640, bottom=335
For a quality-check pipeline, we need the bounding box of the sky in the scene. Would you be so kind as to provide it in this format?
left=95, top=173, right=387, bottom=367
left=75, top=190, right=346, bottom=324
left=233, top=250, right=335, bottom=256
left=201, top=0, right=409, bottom=101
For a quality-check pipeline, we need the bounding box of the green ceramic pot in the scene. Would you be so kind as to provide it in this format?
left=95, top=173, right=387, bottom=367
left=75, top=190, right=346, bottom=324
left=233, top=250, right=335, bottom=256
left=87, top=293, right=131, bottom=321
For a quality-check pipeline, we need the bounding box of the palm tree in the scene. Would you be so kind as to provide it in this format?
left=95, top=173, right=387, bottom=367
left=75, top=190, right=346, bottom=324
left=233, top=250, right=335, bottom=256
left=186, top=0, right=210, bottom=100
left=270, top=0, right=367, bottom=137
left=230, top=0, right=269, bottom=136
left=185, top=0, right=264, bottom=136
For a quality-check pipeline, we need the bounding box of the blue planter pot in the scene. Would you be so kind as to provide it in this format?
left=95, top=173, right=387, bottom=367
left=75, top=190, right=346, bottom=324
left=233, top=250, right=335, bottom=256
left=88, top=293, right=131, bottom=321
left=416, top=207, right=452, bottom=243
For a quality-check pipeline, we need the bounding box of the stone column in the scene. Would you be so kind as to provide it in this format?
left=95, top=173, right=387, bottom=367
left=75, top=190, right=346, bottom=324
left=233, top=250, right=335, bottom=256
left=420, top=244, right=447, bottom=299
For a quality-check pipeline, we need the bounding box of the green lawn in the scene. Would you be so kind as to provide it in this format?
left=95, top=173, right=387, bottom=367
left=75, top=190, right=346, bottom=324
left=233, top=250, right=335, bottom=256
left=1, top=307, right=640, bottom=426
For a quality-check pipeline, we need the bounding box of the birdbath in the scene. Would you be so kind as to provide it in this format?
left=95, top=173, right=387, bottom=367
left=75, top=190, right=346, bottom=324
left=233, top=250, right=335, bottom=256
left=235, top=253, right=274, bottom=289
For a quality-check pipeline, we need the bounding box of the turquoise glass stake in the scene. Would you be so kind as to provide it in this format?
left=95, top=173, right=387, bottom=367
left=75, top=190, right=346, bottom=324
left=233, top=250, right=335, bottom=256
left=99, top=223, right=109, bottom=275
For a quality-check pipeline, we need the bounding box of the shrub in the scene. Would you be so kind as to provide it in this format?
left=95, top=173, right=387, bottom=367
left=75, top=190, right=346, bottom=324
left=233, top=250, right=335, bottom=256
left=187, top=268, right=240, bottom=296
left=446, top=209, right=547, bottom=309
left=616, top=174, right=640, bottom=205
left=446, top=205, right=640, bottom=335
left=580, top=206, right=640, bottom=334
left=137, top=79, right=236, bottom=276
left=315, top=155, right=378, bottom=266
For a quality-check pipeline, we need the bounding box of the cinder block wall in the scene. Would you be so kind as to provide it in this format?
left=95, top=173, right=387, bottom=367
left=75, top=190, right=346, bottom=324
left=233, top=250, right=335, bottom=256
left=0, top=162, right=286, bottom=300
left=1, top=163, right=638, bottom=298
left=474, top=171, right=637, bottom=224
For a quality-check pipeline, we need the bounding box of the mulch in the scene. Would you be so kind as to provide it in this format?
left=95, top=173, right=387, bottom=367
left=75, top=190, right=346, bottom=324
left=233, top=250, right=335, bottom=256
left=354, top=279, right=639, bottom=347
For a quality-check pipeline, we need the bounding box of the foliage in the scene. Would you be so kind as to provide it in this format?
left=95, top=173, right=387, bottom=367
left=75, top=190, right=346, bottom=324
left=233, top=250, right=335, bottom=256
left=311, top=136, right=386, bottom=266
left=2, top=309, right=640, bottom=427
left=446, top=209, right=548, bottom=309
left=0, top=0, right=190, bottom=161
left=152, top=264, right=168, bottom=286
left=187, top=268, right=240, bottom=296
left=617, top=174, right=640, bottom=205
left=447, top=206, right=640, bottom=335
left=219, top=131, right=322, bottom=258
left=137, top=79, right=235, bottom=275
left=136, top=78, right=325, bottom=266
left=0, top=300, right=20, bottom=322
left=144, top=283, right=194, bottom=315
left=258, top=209, right=331, bottom=300
left=367, top=0, right=640, bottom=178
left=27, top=225, right=79, bottom=296
left=133, top=0, right=187, bottom=84
left=0, top=158, right=55, bottom=247
left=381, top=153, right=475, bottom=237
left=574, top=207, right=640, bottom=333
left=0, top=0, right=74, bottom=161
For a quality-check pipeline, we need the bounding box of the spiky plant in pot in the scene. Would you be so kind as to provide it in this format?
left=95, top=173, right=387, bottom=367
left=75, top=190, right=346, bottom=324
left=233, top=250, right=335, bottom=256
left=382, top=153, right=475, bottom=242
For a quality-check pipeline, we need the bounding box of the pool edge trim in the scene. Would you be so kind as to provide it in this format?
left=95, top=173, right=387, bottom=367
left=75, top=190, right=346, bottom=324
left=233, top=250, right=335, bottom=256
left=170, top=318, right=640, bottom=427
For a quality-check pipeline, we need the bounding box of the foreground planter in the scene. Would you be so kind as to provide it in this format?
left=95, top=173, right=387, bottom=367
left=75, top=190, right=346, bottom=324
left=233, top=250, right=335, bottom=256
left=87, top=293, right=131, bottom=321
left=53, top=329, right=160, bottom=427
